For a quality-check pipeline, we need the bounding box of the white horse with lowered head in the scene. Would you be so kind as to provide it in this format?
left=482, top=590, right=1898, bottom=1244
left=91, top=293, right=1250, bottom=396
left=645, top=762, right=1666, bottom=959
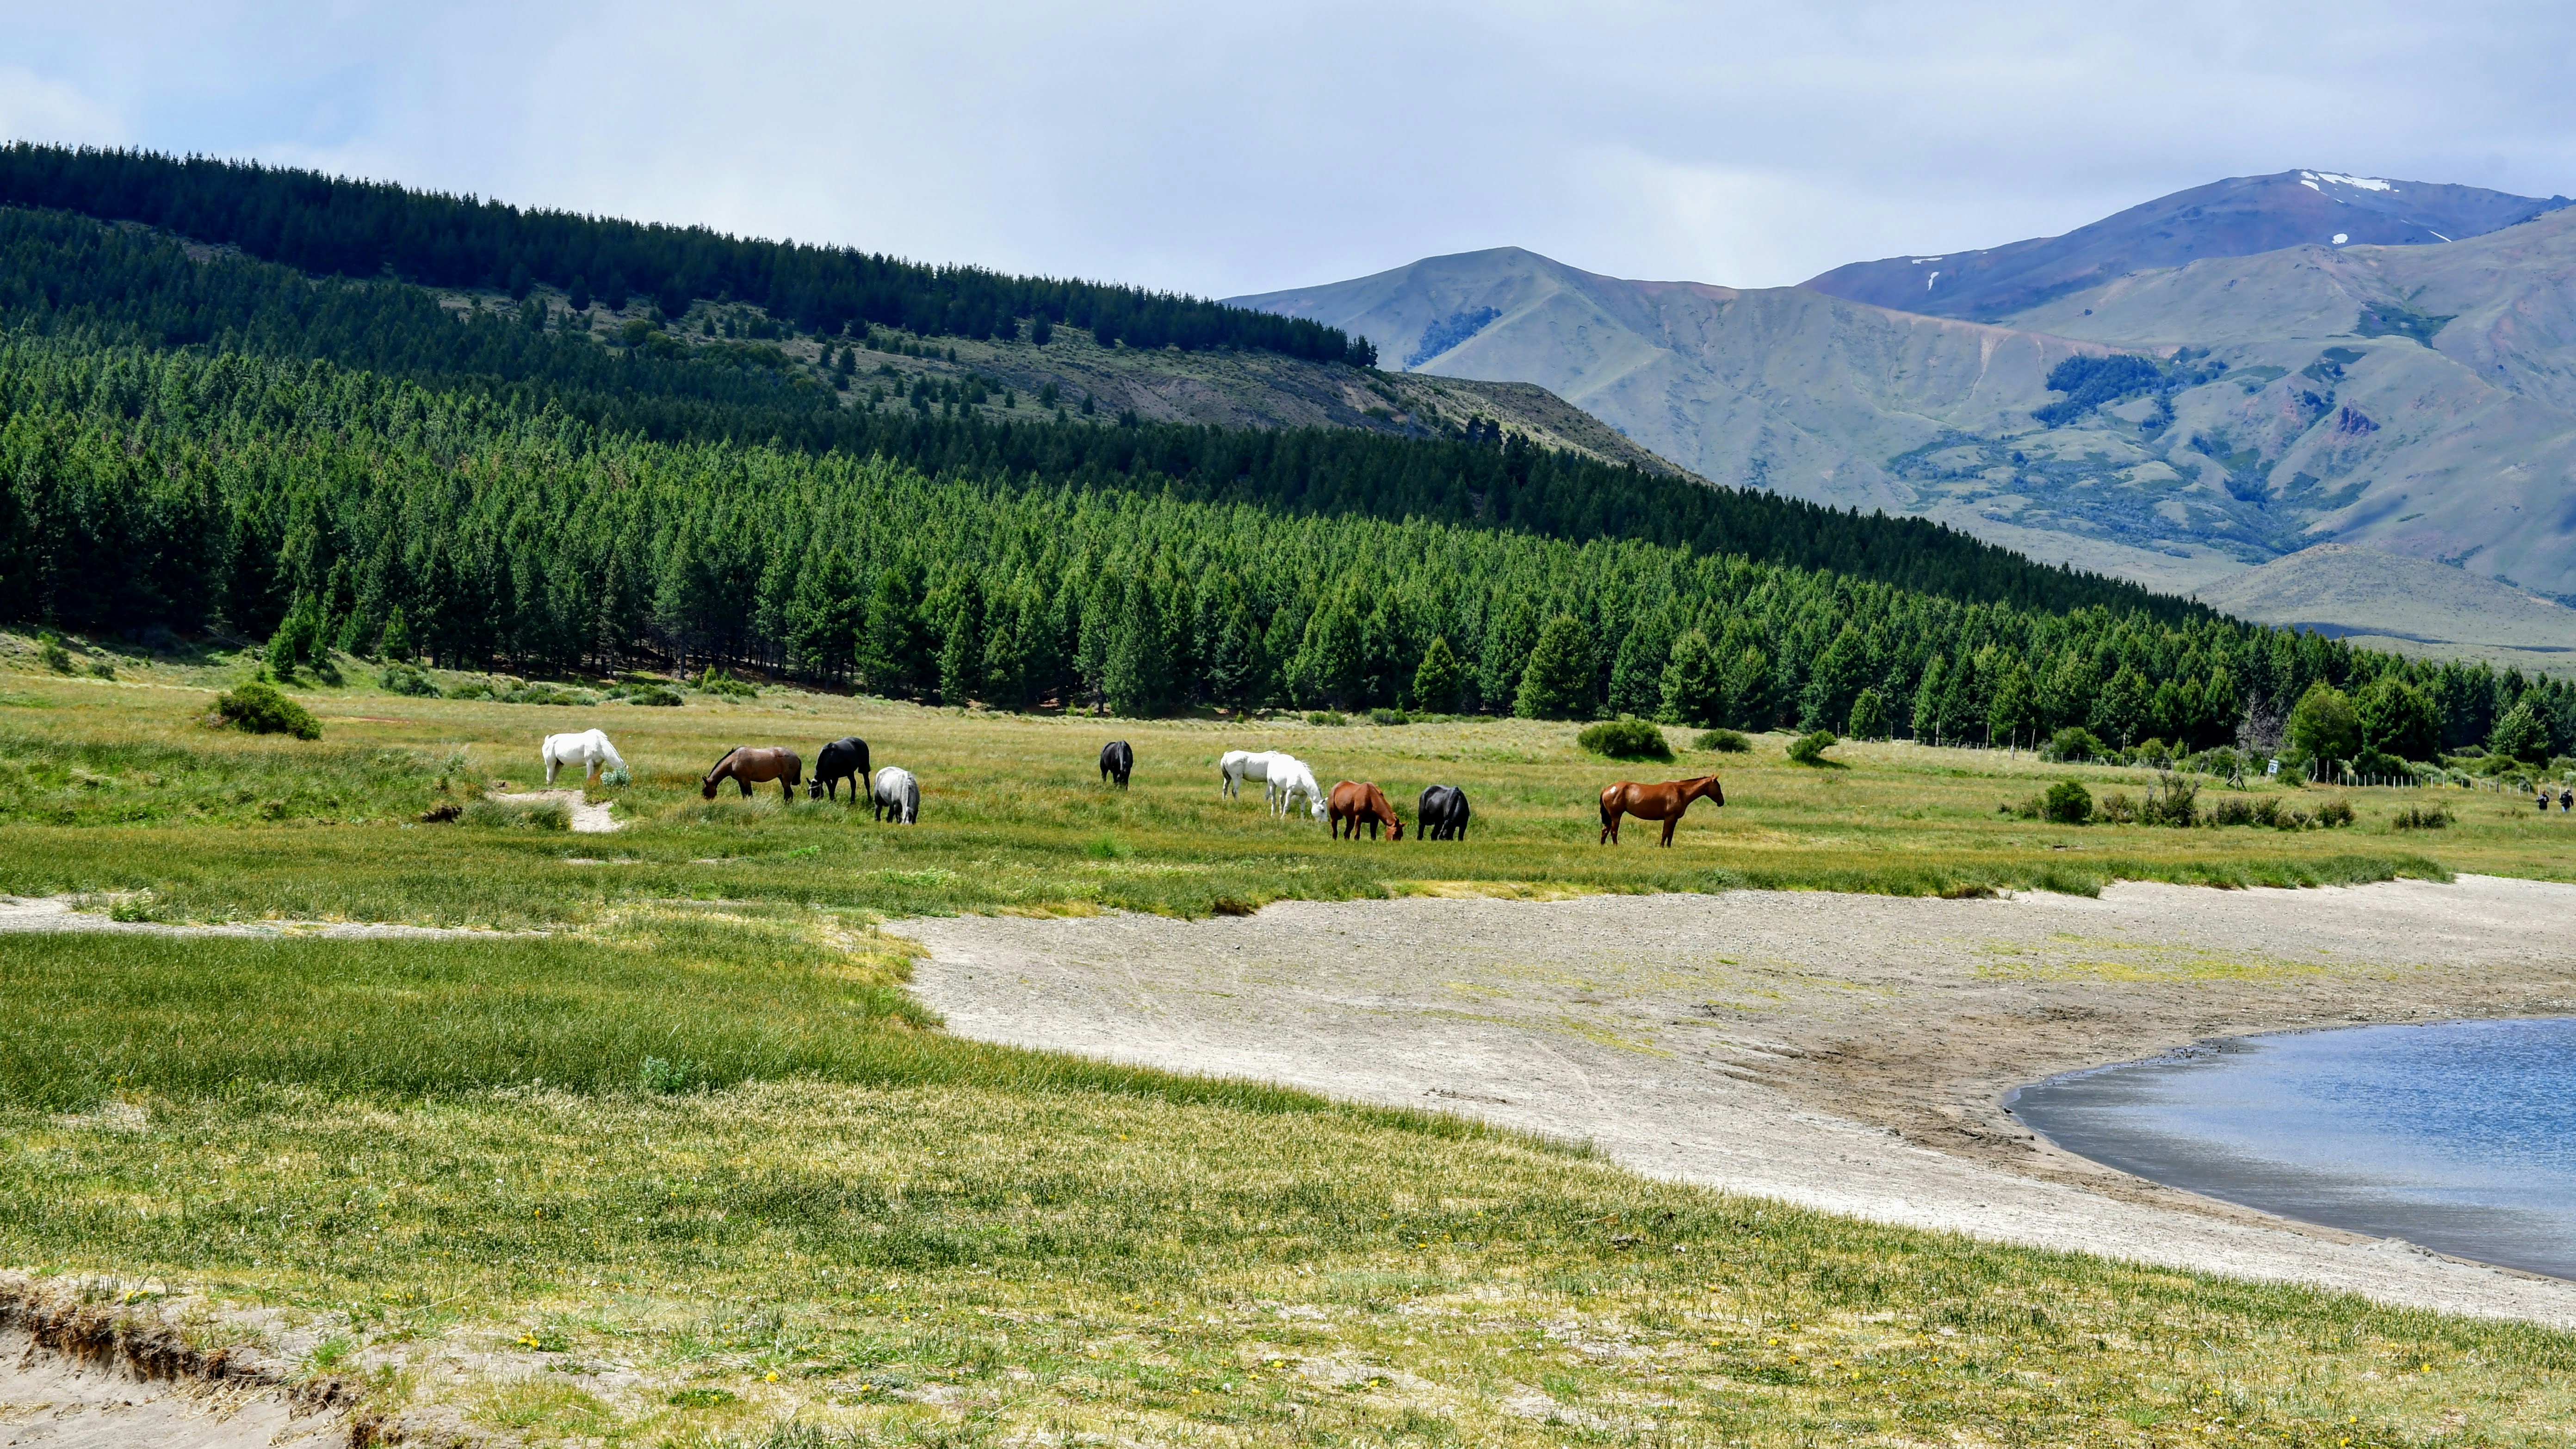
left=1219, top=749, right=1282, bottom=800
left=1268, top=755, right=1327, bottom=822
left=541, top=729, right=625, bottom=786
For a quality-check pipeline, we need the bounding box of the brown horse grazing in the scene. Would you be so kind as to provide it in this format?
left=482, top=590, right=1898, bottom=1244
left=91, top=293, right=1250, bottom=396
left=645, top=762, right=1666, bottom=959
left=702, top=746, right=804, bottom=801
left=1328, top=780, right=1405, bottom=841
left=1599, top=774, right=1723, bottom=846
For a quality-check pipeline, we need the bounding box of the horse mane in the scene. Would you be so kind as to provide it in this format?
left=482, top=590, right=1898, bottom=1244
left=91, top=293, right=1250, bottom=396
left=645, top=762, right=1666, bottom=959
left=705, top=746, right=743, bottom=777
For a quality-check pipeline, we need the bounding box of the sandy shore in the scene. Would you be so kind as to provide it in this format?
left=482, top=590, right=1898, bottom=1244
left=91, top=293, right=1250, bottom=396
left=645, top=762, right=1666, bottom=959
left=902, top=874, right=2576, bottom=1325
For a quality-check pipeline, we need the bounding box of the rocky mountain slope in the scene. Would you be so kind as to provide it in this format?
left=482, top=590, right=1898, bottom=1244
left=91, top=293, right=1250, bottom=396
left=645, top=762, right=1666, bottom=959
left=1231, top=186, right=2576, bottom=613
left=2189, top=544, right=2576, bottom=674
left=1804, top=170, right=2568, bottom=321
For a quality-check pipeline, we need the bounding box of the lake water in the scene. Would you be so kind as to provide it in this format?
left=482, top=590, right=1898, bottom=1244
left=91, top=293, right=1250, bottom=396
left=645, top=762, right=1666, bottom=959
left=2009, top=1018, right=2576, bottom=1281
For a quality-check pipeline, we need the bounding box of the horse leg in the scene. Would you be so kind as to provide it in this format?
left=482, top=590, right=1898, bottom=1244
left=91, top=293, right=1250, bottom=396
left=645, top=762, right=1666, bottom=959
left=1660, top=814, right=1678, bottom=847
left=737, top=777, right=753, bottom=798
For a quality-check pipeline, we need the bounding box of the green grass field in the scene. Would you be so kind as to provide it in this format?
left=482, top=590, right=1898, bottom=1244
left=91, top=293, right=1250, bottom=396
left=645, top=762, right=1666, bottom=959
left=7, top=645, right=2576, bottom=1445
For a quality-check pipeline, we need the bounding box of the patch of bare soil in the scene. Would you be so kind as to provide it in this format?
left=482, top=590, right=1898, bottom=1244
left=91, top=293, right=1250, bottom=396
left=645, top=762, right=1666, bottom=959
left=486, top=787, right=619, bottom=832
left=0, top=1277, right=353, bottom=1448
left=902, top=874, right=2576, bottom=1325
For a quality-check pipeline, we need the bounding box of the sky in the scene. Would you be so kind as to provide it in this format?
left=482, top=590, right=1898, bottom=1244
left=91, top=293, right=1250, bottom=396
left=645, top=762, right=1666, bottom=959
left=3, top=2, right=2573, bottom=300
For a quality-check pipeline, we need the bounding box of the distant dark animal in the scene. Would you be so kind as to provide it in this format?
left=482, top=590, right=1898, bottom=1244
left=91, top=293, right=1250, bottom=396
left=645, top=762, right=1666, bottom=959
left=1599, top=774, right=1725, bottom=847
left=1100, top=739, right=1134, bottom=789
left=808, top=737, right=872, bottom=801
left=2562, top=788, right=2572, bottom=813
left=872, top=766, right=920, bottom=824
left=1328, top=780, right=1404, bottom=841
left=702, top=745, right=803, bottom=801
left=1416, top=785, right=1471, bottom=841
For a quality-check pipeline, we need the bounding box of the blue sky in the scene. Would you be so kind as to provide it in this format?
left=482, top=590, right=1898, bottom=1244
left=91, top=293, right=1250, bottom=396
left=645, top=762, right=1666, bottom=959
left=3, top=2, right=2571, bottom=297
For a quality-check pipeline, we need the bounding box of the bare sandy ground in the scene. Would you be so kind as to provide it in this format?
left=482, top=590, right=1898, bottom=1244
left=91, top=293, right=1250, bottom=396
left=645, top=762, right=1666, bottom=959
left=0, top=896, right=523, bottom=939
left=487, top=786, right=619, bottom=832
left=0, top=1330, right=343, bottom=1449
left=903, top=874, right=2576, bottom=1325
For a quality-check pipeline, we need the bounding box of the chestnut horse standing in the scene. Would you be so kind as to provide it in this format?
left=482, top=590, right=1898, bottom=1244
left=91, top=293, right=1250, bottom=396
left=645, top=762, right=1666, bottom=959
left=1328, top=781, right=1405, bottom=841
left=1599, top=774, right=1723, bottom=846
left=702, top=746, right=804, bottom=801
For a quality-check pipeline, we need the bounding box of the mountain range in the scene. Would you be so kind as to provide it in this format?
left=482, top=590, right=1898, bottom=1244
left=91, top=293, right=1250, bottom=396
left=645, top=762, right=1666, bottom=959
left=1228, top=170, right=2576, bottom=652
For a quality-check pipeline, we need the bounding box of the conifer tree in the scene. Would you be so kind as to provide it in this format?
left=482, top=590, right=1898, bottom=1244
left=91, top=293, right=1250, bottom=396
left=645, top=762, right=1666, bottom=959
left=1480, top=600, right=1539, bottom=710
left=936, top=574, right=985, bottom=706
left=378, top=605, right=412, bottom=662
left=1848, top=687, right=1888, bottom=740
left=1104, top=580, right=1169, bottom=716
left=1515, top=614, right=1596, bottom=720
left=1412, top=635, right=1465, bottom=714
left=1658, top=629, right=1724, bottom=726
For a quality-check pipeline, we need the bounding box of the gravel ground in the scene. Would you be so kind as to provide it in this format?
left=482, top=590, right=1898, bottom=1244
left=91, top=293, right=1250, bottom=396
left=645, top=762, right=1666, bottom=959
left=902, top=874, right=2576, bottom=1325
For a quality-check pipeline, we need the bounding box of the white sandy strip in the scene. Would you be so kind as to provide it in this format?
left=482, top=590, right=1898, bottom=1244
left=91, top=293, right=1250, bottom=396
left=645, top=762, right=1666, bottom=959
left=902, top=877, right=2576, bottom=1326
left=0, top=896, right=519, bottom=940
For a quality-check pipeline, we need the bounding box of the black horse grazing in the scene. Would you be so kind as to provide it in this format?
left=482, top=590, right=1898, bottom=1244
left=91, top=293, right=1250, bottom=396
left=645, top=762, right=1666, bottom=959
left=1100, top=739, right=1134, bottom=789
left=1417, top=785, right=1471, bottom=841
left=808, top=736, right=872, bottom=802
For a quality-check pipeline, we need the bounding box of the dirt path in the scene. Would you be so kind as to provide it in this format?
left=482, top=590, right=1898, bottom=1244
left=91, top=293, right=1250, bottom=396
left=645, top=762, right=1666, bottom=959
left=0, top=896, right=526, bottom=939
left=902, top=874, right=2576, bottom=1325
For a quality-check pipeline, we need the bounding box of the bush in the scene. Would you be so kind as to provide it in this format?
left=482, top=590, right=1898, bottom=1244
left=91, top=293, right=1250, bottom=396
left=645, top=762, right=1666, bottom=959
left=2042, top=780, right=2093, bottom=824
left=601, top=763, right=632, bottom=787
left=86, top=658, right=115, bottom=680
left=211, top=680, right=321, bottom=740
left=1304, top=710, right=1348, bottom=727
left=2139, top=771, right=2198, bottom=827
left=2350, top=748, right=2413, bottom=781
left=1367, top=707, right=1412, bottom=726
left=1786, top=729, right=1839, bottom=766
left=2041, top=727, right=2107, bottom=763
left=623, top=685, right=683, bottom=707
left=694, top=667, right=757, bottom=700
left=36, top=633, right=71, bottom=673
left=378, top=662, right=439, bottom=697
left=444, top=679, right=496, bottom=701
left=2096, top=790, right=2139, bottom=824
left=1696, top=728, right=1751, bottom=753
left=2315, top=798, right=2356, bottom=829
left=1578, top=717, right=1673, bottom=761
left=2392, top=804, right=2453, bottom=830
left=461, top=798, right=570, bottom=830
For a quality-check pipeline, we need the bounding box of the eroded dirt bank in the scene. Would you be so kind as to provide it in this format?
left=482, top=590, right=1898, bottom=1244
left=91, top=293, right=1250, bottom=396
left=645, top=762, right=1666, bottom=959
left=903, top=874, right=2576, bottom=1325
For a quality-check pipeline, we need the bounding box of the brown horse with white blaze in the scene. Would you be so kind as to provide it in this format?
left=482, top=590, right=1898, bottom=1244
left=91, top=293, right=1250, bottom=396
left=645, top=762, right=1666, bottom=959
left=1328, top=781, right=1405, bottom=841
left=702, top=746, right=804, bottom=801
left=1599, top=774, right=1723, bottom=846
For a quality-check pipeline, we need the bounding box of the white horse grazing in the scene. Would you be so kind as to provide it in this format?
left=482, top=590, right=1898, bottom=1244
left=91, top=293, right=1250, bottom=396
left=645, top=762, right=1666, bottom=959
left=1220, top=749, right=1282, bottom=800
left=541, top=729, right=625, bottom=786
left=871, top=766, right=920, bottom=824
left=1268, top=756, right=1328, bottom=821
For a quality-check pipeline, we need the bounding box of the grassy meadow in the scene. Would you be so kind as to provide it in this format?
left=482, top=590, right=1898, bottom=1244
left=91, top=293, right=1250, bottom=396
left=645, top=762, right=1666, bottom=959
left=8, top=640, right=2576, bottom=1445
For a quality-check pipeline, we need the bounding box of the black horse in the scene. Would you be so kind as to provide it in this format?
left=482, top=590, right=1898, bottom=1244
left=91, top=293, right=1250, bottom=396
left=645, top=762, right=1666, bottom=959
left=1100, top=739, right=1134, bottom=789
left=808, top=736, right=872, bottom=802
left=1416, top=784, right=1471, bottom=841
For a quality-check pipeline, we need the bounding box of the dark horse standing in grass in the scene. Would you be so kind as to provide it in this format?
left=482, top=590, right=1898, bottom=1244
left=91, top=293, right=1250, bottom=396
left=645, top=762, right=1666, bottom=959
left=808, top=737, right=871, bottom=801
left=1599, top=775, right=1723, bottom=846
left=1099, top=739, right=1133, bottom=789
left=1328, top=781, right=1405, bottom=841
left=1416, top=785, right=1470, bottom=841
left=703, top=746, right=803, bottom=801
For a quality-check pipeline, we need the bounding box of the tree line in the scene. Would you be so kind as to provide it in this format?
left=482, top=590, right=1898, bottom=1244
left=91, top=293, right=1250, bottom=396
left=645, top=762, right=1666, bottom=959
left=6, top=332, right=2565, bottom=763
left=0, top=205, right=2194, bottom=619
left=0, top=143, right=1375, bottom=364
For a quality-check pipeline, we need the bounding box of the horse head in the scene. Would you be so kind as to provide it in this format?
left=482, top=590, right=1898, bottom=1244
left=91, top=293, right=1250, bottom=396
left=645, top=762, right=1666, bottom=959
left=701, top=747, right=740, bottom=799
left=1697, top=775, right=1725, bottom=807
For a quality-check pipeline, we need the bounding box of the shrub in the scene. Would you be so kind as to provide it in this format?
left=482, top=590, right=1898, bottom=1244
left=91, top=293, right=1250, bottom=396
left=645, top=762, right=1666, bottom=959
left=1696, top=728, right=1751, bottom=753
left=2351, top=748, right=2413, bottom=782
left=86, top=658, right=115, bottom=680
left=2041, top=727, right=2107, bottom=763
left=623, top=685, right=683, bottom=707
left=1368, top=707, right=1412, bottom=726
left=2392, top=804, right=2453, bottom=830
left=2096, top=790, right=2139, bottom=824
left=2314, top=798, right=2356, bottom=829
left=211, top=681, right=321, bottom=740
left=601, top=763, right=632, bottom=787
left=1305, top=710, right=1348, bottom=727
left=2139, top=771, right=2199, bottom=827
left=1578, top=717, right=1673, bottom=761
left=1847, top=687, right=1888, bottom=741
left=1786, top=729, right=1839, bottom=766
left=694, top=667, right=757, bottom=700
left=2042, top=780, right=2093, bottom=824
left=444, top=679, right=496, bottom=701
left=378, top=662, right=439, bottom=697
left=36, top=633, right=71, bottom=673
left=461, top=798, right=570, bottom=830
